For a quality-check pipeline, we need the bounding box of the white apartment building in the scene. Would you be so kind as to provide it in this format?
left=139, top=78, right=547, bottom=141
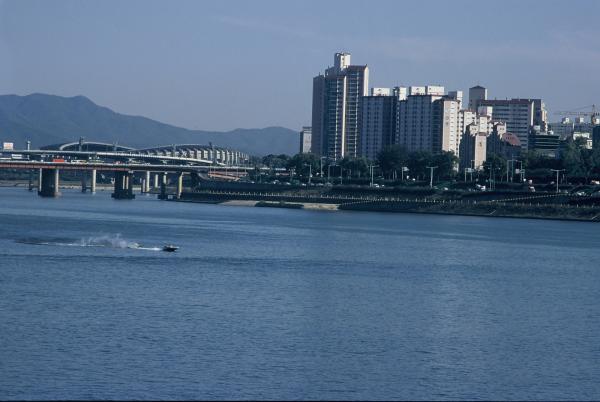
left=435, top=99, right=461, bottom=156
left=394, top=86, right=462, bottom=156
left=311, top=52, right=369, bottom=160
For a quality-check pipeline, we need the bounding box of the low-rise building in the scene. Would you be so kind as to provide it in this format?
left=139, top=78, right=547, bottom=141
left=529, top=126, right=560, bottom=157
left=459, top=124, right=487, bottom=171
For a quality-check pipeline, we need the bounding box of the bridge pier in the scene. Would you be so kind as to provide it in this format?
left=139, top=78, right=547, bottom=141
left=144, top=171, right=151, bottom=193
left=38, top=168, right=60, bottom=197
left=90, top=169, right=97, bottom=193
left=81, top=170, right=88, bottom=192
left=111, top=171, right=135, bottom=199
left=176, top=173, right=183, bottom=199
left=153, top=173, right=159, bottom=189
left=28, top=169, right=34, bottom=191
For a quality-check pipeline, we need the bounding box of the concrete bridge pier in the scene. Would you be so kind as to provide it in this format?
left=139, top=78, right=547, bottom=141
left=90, top=169, right=97, bottom=194
left=153, top=173, right=159, bottom=189
left=81, top=170, right=88, bottom=192
left=176, top=173, right=184, bottom=199
left=28, top=169, right=34, bottom=191
left=38, top=168, right=60, bottom=197
left=144, top=171, right=151, bottom=193
left=111, top=171, right=135, bottom=199
left=38, top=168, right=43, bottom=193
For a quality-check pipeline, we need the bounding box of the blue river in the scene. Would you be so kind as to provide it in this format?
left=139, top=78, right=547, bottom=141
left=1, top=186, right=599, bottom=400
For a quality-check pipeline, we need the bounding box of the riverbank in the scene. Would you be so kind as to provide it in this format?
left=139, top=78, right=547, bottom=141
left=176, top=191, right=600, bottom=222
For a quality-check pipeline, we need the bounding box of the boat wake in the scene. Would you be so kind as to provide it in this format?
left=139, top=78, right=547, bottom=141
left=16, top=234, right=162, bottom=251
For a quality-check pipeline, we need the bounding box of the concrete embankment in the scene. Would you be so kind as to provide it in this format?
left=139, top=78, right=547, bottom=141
left=177, top=191, right=600, bottom=221
left=340, top=200, right=600, bottom=222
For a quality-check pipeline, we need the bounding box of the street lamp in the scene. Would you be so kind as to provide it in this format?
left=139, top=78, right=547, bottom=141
left=320, top=157, right=327, bottom=178
left=507, top=159, right=519, bottom=183
left=369, top=164, right=379, bottom=187
left=550, top=169, right=565, bottom=194
left=426, top=166, right=438, bottom=188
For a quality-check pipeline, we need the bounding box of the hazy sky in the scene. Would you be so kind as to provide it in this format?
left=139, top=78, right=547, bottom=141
left=2, top=0, right=600, bottom=131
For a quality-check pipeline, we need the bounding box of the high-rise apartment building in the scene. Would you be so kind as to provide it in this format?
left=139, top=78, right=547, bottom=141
left=433, top=98, right=461, bottom=155
left=394, top=86, right=462, bottom=156
left=299, top=127, right=312, bottom=154
left=477, top=98, right=548, bottom=150
left=395, top=93, right=443, bottom=152
left=311, top=52, right=369, bottom=160
left=360, top=88, right=397, bottom=160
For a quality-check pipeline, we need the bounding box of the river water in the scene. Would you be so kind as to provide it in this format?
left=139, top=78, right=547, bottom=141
left=1, top=186, right=599, bottom=400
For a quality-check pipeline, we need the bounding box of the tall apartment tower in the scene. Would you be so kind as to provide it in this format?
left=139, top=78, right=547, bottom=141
left=395, top=90, right=444, bottom=152
left=360, top=88, right=397, bottom=160
left=311, top=52, right=369, bottom=160
left=394, top=86, right=461, bottom=156
left=468, top=85, right=487, bottom=110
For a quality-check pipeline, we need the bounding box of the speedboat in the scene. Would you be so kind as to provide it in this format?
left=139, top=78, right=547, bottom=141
left=162, top=245, right=179, bottom=252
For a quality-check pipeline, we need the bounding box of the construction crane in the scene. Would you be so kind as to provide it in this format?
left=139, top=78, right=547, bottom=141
left=553, top=104, right=599, bottom=124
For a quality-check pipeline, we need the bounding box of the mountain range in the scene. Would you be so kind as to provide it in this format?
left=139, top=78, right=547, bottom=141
left=0, top=93, right=299, bottom=156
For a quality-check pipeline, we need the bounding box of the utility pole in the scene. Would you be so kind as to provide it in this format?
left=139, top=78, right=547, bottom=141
left=426, top=166, right=438, bottom=188
left=550, top=169, right=565, bottom=194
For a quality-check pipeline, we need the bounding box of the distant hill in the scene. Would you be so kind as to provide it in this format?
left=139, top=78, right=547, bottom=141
left=0, top=93, right=299, bottom=156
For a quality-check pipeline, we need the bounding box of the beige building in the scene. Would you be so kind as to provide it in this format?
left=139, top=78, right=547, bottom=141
left=459, top=124, right=487, bottom=171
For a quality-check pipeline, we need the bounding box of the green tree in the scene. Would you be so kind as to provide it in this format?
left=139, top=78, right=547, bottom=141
left=406, top=150, right=433, bottom=180
left=431, top=151, right=459, bottom=179
left=484, top=153, right=507, bottom=184
left=339, top=156, right=369, bottom=178
left=286, top=153, right=320, bottom=180
left=262, top=154, right=291, bottom=168
left=522, top=150, right=561, bottom=170
left=377, top=145, right=408, bottom=178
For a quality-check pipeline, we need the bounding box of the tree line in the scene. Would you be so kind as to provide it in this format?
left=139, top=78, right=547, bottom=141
left=258, top=138, right=600, bottom=184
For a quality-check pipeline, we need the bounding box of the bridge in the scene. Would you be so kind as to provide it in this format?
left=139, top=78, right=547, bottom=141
left=1, top=140, right=253, bottom=199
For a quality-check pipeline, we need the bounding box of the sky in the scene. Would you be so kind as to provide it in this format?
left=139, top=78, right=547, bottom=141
left=1, top=0, right=600, bottom=131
